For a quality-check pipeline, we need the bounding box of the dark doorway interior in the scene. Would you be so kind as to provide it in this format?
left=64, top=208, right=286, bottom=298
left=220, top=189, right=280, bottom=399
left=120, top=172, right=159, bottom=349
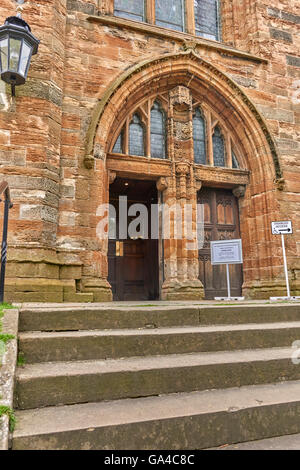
left=198, top=187, right=243, bottom=299
left=108, top=177, right=159, bottom=301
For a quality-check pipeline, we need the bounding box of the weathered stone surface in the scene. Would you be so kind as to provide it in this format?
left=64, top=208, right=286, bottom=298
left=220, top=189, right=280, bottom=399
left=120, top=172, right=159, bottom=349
left=9, top=301, right=300, bottom=449
left=0, top=0, right=299, bottom=302
left=0, top=310, right=18, bottom=450
left=12, top=382, right=300, bottom=450
left=14, top=348, right=300, bottom=410
left=18, top=322, right=300, bottom=364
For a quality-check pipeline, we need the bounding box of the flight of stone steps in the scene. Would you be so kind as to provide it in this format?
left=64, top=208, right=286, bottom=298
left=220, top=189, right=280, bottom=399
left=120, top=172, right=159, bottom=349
left=11, top=303, right=300, bottom=450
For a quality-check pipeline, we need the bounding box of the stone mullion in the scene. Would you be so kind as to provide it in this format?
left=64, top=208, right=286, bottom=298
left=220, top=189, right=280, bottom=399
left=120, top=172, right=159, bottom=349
left=185, top=0, right=195, bottom=35
left=206, top=110, right=214, bottom=166
left=124, top=118, right=129, bottom=155
left=225, top=134, right=232, bottom=168
left=146, top=100, right=151, bottom=158
left=147, top=0, right=155, bottom=24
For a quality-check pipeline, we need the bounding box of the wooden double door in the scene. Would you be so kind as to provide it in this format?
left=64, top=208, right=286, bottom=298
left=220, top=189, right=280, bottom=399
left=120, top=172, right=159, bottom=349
left=198, top=187, right=243, bottom=299
left=108, top=178, right=159, bottom=301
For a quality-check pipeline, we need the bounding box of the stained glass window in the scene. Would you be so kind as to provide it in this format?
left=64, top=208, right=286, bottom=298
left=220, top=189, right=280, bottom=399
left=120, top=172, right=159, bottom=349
left=151, top=101, right=166, bottom=159
left=193, top=108, right=207, bottom=164
left=194, top=0, right=220, bottom=40
left=129, top=114, right=145, bottom=156
left=213, top=126, right=225, bottom=167
left=232, top=150, right=240, bottom=169
left=114, top=0, right=146, bottom=22
left=112, top=130, right=123, bottom=154
left=155, top=0, right=185, bottom=32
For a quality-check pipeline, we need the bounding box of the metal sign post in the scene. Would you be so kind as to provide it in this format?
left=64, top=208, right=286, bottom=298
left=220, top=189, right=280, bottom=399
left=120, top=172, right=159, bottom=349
left=0, top=182, right=13, bottom=304
left=211, top=239, right=244, bottom=301
left=270, top=221, right=300, bottom=302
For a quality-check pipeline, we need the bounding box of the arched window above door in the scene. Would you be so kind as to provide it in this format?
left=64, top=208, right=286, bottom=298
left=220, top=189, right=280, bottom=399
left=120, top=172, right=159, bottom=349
left=213, top=126, right=225, bottom=167
left=193, top=108, right=206, bottom=165
left=110, top=93, right=243, bottom=169
left=150, top=101, right=166, bottom=159
left=111, top=96, right=168, bottom=159
left=129, top=114, right=145, bottom=156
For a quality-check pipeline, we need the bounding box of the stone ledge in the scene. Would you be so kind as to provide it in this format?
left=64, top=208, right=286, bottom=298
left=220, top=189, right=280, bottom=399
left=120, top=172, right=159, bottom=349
left=0, top=309, right=19, bottom=450
left=87, top=15, right=268, bottom=64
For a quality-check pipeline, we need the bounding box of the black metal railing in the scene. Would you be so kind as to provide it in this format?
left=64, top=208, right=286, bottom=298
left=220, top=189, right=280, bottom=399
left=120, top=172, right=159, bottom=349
left=0, top=181, right=13, bottom=304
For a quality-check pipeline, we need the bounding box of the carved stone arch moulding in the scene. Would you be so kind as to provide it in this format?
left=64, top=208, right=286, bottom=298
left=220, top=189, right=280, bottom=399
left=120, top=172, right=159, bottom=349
left=85, top=50, right=282, bottom=181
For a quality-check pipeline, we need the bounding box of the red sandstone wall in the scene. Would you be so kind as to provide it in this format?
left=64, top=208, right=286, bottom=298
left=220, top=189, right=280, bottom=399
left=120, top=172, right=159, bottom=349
left=0, top=0, right=299, bottom=300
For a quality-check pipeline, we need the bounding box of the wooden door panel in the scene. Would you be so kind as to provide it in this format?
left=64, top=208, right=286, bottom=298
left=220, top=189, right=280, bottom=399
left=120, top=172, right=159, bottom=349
left=198, top=187, right=243, bottom=299
left=108, top=178, right=159, bottom=301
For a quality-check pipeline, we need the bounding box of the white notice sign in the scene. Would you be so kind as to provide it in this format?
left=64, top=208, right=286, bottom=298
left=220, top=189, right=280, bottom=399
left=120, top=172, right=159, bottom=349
left=271, top=221, right=293, bottom=235
left=211, top=239, right=243, bottom=265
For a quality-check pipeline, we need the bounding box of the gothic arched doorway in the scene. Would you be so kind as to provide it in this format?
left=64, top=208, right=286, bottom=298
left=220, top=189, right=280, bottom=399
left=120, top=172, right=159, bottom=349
left=86, top=51, right=282, bottom=301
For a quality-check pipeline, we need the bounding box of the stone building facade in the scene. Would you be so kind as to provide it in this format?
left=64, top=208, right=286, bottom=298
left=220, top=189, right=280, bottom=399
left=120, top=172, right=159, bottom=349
left=0, top=0, right=299, bottom=302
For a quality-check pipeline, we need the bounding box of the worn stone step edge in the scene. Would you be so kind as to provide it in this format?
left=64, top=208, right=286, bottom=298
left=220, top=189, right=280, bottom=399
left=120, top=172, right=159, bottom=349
left=15, top=347, right=300, bottom=410
left=18, top=304, right=300, bottom=332
left=12, top=380, right=300, bottom=450
left=18, top=322, right=300, bottom=363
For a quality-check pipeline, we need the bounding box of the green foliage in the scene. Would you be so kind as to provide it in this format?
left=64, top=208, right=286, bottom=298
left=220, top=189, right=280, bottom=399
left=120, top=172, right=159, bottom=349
left=0, top=304, right=15, bottom=364
left=0, top=406, right=16, bottom=432
left=0, top=333, right=14, bottom=344
left=17, top=352, right=26, bottom=367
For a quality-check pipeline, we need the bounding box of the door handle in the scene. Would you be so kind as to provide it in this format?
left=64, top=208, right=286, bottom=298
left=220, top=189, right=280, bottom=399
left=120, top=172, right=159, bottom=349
left=116, top=241, right=124, bottom=257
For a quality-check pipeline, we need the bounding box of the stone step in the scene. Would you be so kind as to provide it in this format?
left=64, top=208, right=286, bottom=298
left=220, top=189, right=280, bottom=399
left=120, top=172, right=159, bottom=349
left=18, top=303, right=300, bottom=332
left=12, top=380, right=300, bottom=450
left=18, top=306, right=200, bottom=332
left=15, top=347, right=299, bottom=410
left=209, top=433, right=300, bottom=450
left=18, top=321, right=300, bottom=363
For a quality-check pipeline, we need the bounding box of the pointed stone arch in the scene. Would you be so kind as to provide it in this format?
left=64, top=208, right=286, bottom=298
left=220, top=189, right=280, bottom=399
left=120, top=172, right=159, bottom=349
left=85, top=49, right=282, bottom=181
left=84, top=50, right=285, bottom=300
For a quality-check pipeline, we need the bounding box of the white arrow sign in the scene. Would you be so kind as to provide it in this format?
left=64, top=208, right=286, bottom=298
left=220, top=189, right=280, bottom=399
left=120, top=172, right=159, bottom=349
left=271, top=221, right=293, bottom=235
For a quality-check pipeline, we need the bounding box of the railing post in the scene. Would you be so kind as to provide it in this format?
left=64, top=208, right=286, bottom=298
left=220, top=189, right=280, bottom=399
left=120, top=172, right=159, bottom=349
left=0, top=183, right=13, bottom=304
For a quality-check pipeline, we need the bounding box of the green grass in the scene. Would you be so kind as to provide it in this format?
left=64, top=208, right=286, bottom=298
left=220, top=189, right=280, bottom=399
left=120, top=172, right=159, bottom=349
left=0, top=304, right=16, bottom=434
left=0, top=303, right=15, bottom=361
left=0, top=333, right=14, bottom=343
left=17, top=352, right=26, bottom=367
left=0, top=406, right=16, bottom=432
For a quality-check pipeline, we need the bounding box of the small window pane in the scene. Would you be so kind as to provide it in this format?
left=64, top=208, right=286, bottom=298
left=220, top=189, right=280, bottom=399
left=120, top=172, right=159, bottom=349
left=112, top=131, right=123, bottom=154
left=19, top=41, right=31, bottom=76
left=232, top=150, right=240, bottom=169
left=193, top=108, right=206, bottom=164
left=213, top=126, right=225, bottom=167
left=194, top=0, right=220, bottom=41
left=0, top=37, right=8, bottom=71
left=156, top=0, right=185, bottom=32
left=114, top=0, right=145, bottom=22
left=151, top=102, right=166, bottom=159
left=129, top=114, right=145, bottom=156
left=9, top=38, right=22, bottom=72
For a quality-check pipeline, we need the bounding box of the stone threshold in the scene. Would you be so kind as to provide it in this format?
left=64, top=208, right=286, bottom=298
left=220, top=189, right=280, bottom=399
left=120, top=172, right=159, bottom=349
left=13, top=299, right=300, bottom=309
left=87, top=15, right=268, bottom=64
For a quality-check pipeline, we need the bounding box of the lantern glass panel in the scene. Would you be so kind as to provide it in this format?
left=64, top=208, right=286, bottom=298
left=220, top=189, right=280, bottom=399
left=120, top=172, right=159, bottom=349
left=19, top=41, right=31, bottom=76
left=0, top=37, right=8, bottom=71
left=9, top=37, right=22, bottom=72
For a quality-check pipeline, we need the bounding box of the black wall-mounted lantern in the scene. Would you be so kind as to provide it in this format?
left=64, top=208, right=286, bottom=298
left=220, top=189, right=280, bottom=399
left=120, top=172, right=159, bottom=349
left=0, top=2, right=39, bottom=96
